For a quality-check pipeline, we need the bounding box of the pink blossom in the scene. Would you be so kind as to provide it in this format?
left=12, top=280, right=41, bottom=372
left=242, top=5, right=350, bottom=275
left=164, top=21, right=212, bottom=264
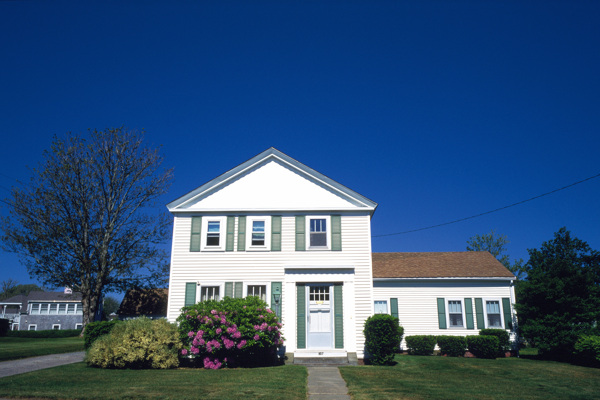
left=237, top=340, right=247, bottom=349
left=233, top=331, right=241, bottom=339
left=223, top=337, right=235, bottom=350
left=197, top=330, right=204, bottom=337
left=199, top=338, right=205, bottom=346
left=181, top=349, right=188, bottom=355
left=227, top=326, right=237, bottom=334
left=216, top=328, right=222, bottom=334
left=188, top=331, right=195, bottom=338
left=221, top=318, right=226, bottom=324
left=190, top=346, right=200, bottom=355
left=254, top=325, right=260, bottom=330
left=266, top=309, right=273, bottom=313
left=259, top=315, right=264, bottom=319
left=254, top=334, right=260, bottom=341
left=211, top=310, right=218, bottom=315
left=243, top=306, right=247, bottom=309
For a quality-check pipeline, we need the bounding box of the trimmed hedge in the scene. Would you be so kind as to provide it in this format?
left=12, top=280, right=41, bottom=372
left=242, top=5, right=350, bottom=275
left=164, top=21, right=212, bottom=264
left=467, top=335, right=499, bottom=359
left=7, top=329, right=81, bottom=338
left=84, top=320, right=120, bottom=350
left=86, top=317, right=181, bottom=369
left=405, top=335, right=437, bottom=356
left=0, top=319, right=9, bottom=337
left=573, top=335, right=600, bottom=367
left=480, top=329, right=510, bottom=355
left=437, top=336, right=467, bottom=357
left=364, top=314, right=403, bottom=365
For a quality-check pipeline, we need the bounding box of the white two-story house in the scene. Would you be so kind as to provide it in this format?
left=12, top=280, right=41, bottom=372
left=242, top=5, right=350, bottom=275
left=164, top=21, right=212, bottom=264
left=166, top=148, right=517, bottom=360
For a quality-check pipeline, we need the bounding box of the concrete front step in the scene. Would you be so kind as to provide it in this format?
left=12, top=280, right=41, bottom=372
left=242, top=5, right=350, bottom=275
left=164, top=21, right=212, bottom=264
left=291, top=352, right=358, bottom=366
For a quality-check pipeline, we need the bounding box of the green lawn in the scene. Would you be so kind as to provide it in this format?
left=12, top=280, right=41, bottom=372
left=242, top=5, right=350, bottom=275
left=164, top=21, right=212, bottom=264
left=0, top=336, right=84, bottom=361
left=0, top=363, right=307, bottom=400
left=340, top=354, right=600, bottom=400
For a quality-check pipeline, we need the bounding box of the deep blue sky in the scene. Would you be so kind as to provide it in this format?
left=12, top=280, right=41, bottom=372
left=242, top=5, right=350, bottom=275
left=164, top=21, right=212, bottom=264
left=1, top=0, right=599, bottom=293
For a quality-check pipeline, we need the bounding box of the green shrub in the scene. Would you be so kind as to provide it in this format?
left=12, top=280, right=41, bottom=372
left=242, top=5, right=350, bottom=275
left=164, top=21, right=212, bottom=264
left=467, top=335, right=499, bottom=359
left=84, top=320, right=120, bottom=349
left=436, top=336, right=467, bottom=357
left=177, top=296, right=283, bottom=369
left=405, top=335, right=437, bottom=356
left=480, top=329, right=510, bottom=356
left=85, top=317, right=181, bottom=369
left=363, top=314, right=403, bottom=365
left=7, top=329, right=81, bottom=338
left=573, top=335, right=600, bottom=367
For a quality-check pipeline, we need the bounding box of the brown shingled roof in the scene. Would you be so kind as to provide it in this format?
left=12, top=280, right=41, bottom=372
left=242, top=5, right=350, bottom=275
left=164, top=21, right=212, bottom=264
left=372, top=252, right=515, bottom=279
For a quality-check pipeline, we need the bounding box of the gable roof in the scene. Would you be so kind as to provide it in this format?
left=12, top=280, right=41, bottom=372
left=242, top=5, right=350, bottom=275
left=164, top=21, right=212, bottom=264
left=372, top=252, right=516, bottom=279
left=167, top=147, right=377, bottom=213
left=0, top=291, right=82, bottom=308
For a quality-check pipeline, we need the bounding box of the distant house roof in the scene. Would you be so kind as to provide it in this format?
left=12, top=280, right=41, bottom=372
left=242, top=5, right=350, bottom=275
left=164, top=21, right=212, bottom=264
left=0, top=291, right=82, bottom=309
left=372, top=252, right=516, bottom=279
left=118, top=288, right=168, bottom=317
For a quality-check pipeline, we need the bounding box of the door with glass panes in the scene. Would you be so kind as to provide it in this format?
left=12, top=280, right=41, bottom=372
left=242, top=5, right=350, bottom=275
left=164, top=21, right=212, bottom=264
left=306, top=284, right=333, bottom=348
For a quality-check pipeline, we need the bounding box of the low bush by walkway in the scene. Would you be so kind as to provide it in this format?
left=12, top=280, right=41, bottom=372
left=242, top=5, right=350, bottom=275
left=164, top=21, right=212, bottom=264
left=0, top=336, right=84, bottom=361
left=340, top=354, right=600, bottom=400
left=0, top=362, right=307, bottom=400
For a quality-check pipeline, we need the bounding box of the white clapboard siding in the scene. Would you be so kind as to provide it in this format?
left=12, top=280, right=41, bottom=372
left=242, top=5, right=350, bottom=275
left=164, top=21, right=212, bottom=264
left=167, top=212, right=374, bottom=356
left=373, top=280, right=516, bottom=348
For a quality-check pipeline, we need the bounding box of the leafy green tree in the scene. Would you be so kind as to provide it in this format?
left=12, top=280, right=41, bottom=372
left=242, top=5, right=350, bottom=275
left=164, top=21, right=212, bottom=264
left=516, top=228, right=600, bottom=360
left=102, top=296, right=121, bottom=317
left=0, top=280, right=45, bottom=301
left=1, top=128, right=173, bottom=329
left=466, top=230, right=525, bottom=279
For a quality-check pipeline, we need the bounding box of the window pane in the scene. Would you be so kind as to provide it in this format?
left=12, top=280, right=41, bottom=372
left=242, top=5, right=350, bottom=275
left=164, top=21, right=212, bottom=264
left=310, top=219, right=326, bottom=233
left=248, top=285, right=267, bottom=301
left=201, top=286, right=220, bottom=302
left=206, top=221, right=220, bottom=246
left=449, top=313, right=464, bottom=327
left=207, top=221, right=220, bottom=232
left=251, top=221, right=265, bottom=246
left=486, top=301, right=500, bottom=314
left=374, top=301, right=388, bottom=314
left=448, top=301, right=462, bottom=314
left=488, top=314, right=502, bottom=327
left=49, top=304, right=58, bottom=314
left=40, top=304, right=49, bottom=314
left=58, top=304, right=67, bottom=314
left=67, top=304, right=76, bottom=314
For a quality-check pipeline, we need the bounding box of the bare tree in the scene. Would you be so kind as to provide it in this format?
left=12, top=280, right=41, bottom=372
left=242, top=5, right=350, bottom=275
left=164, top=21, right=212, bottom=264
left=1, top=128, right=173, bottom=328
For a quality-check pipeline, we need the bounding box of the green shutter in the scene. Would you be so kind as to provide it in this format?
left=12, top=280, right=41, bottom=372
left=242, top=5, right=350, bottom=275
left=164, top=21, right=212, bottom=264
left=296, top=284, right=306, bottom=349
left=295, top=216, right=305, bottom=251
left=226, top=216, right=235, bottom=251
left=464, top=298, right=474, bottom=329
left=185, top=282, right=196, bottom=306
left=271, top=216, right=282, bottom=251
left=334, top=284, right=344, bottom=349
left=190, top=217, right=202, bottom=252
left=237, top=216, right=246, bottom=251
left=390, top=298, right=399, bottom=321
left=475, top=298, right=485, bottom=329
left=225, top=282, right=233, bottom=298
left=234, top=282, right=243, bottom=298
left=331, top=215, right=342, bottom=251
left=502, top=298, right=512, bottom=329
left=437, top=298, right=447, bottom=329
left=271, top=282, right=282, bottom=319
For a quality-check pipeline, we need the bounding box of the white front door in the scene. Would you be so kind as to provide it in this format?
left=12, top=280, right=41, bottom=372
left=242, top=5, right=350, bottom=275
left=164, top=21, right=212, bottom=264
left=307, top=284, right=333, bottom=349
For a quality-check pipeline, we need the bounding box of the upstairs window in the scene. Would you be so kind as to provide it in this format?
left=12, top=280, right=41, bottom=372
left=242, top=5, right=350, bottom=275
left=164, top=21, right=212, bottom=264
left=310, top=219, right=327, bottom=247
left=200, top=217, right=227, bottom=251
left=206, top=221, right=221, bottom=246
left=252, top=221, right=265, bottom=246
left=246, top=217, right=271, bottom=250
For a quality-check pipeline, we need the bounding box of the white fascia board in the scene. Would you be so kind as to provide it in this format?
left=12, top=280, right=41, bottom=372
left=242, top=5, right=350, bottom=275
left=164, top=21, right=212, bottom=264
left=170, top=206, right=376, bottom=214
left=285, top=265, right=355, bottom=270
left=373, top=277, right=515, bottom=281
left=0, top=302, right=22, bottom=306
left=167, top=148, right=378, bottom=211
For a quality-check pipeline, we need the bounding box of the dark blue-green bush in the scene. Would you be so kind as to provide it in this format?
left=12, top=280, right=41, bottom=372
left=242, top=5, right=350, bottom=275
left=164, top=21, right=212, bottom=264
left=0, top=319, right=9, bottom=337
left=436, top=336, right=467, bottom=357
left=364, top=314, right=403, bottom=365
left=480, top=328, right=510, bottom=356
left=7, top=329, right=81, bottom=338
left=405, top=335, right=437, bottom=356
left=84, top=320, right=120, bottom=349
left=467, top=335, right=499, bottom=359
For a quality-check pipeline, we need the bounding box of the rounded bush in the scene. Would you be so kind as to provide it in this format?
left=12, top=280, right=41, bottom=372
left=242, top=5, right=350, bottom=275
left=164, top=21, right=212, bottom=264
left=85, top=317, right=181, bottom=369
left=467, top=335, right=499, bottom=359
left=84, top=320, right=120, bottom=349
left=363, top=314, right=403, bottom=365
left=405, top=335, right=437, bottom=356
left=437, top=336, right=467, bottom=357
left=573, top=335, right=600, bottom=367
left=177, top=296, right=283, bottom=369
left=479, top=329, right=510, bottom=356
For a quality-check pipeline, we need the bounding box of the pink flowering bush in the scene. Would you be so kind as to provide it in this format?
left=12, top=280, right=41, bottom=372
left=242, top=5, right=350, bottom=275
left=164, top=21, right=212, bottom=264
left=177, top=296, right=284, bottom=369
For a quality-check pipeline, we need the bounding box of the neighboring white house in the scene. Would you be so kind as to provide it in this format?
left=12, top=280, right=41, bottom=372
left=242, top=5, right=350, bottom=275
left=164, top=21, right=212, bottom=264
left=165, top=148, right=516, bottom=359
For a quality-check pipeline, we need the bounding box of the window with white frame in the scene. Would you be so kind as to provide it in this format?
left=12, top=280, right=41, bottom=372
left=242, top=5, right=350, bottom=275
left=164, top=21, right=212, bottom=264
left=28, top=324, right=37, bottom=331
left=75, top=323, right=83, bottom=330
left=246, top=217, right=271, bottom=250
left=374, top=300, right=388, bottom=314
left=247, top=285, right=267, bottom=301
left=201, top=286, right=220, bottom=302
left=306, top=216, right=331, bottom=249
left=52, top=324, right=61, bottom=330
left=30, top=303, right=80, bottom=315
left=447, top=300, right=464, bottom=328
left=202, top=217, right=227, bottom=250
left=485, top=300, right=503, bottom=328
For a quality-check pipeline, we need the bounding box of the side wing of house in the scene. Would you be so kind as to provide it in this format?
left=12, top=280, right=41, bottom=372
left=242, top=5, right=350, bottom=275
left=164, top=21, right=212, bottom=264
left=372, top=252, right=517, bottom=348
left=3, top=291, right=84, bottom=331
left=166, top=148, right=377, bottom=358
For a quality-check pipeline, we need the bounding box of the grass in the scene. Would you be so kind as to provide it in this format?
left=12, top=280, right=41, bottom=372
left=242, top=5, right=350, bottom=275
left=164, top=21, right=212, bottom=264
left=0, top=336, right=84, bottom=361
left=0, top=362, right=307, bottom=400
left=340, top=354, right=600, bottom=400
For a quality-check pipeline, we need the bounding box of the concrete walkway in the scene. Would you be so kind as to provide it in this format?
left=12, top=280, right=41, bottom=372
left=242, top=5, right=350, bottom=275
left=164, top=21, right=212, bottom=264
left=0, top=351, right=85, bottom=378
left=307, top=366, right=351, bottom=400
